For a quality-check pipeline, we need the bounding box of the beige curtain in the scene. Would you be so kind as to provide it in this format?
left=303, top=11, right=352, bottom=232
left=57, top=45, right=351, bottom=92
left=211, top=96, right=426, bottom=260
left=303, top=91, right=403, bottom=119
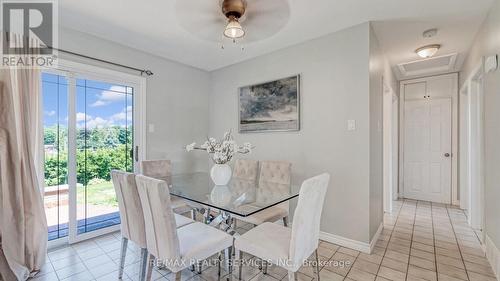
left=0, top=33, right=48, bottom=280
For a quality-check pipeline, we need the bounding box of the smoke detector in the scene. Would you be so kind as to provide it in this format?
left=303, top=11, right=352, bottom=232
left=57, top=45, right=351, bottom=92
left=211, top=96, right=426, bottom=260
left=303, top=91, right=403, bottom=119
left=423, top=28, right=438, bottom=38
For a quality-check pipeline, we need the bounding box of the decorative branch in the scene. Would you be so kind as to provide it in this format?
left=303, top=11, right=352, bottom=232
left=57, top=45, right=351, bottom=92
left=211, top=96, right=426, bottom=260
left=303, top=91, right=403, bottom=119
left=185, top=131, right=254, bottom=164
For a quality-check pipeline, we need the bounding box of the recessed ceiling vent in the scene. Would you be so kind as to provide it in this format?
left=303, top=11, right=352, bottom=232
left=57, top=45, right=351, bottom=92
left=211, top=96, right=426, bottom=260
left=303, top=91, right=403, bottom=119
left=398, top=53, right=458, bottom=77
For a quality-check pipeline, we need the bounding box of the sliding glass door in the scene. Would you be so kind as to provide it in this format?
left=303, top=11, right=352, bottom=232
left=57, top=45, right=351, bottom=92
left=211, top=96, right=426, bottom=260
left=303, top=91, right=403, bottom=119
left=75, top=79, right=133, bottom=235
left=42, top=73, right=70, bottom=241
left=42, top=62, right=143, bottom=243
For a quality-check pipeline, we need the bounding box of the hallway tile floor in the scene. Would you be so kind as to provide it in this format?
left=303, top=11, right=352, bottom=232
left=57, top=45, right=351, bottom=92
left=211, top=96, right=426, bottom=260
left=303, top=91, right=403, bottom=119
left=32, top=200, right=498, bottom=281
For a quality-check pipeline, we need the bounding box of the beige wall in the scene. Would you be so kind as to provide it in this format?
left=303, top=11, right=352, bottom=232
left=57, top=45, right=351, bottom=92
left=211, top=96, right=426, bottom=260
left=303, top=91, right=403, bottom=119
left=461, top=0, right=500, bottom=250
left=59, top=27, right=211, bottom=174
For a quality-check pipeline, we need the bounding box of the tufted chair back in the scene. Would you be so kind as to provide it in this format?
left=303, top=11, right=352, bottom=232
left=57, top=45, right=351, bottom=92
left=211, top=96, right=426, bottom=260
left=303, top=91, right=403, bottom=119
left=233, top=159, right=259, bottom=181
left=135, top=175, right=181, bottom=262
left=289, top=173, right=330, bottom=271
left=141, top=159, right=171, bottom=181
left=256, top=182, right=290, bottom=205
left=257, top=161, right=292, bottom=212
left=258, top=161, right=292, bottom=185
left=111, top=170, right=147, bottom=248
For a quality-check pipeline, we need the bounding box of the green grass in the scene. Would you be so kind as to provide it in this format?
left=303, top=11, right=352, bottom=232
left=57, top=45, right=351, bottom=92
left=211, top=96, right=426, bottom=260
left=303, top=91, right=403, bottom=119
left=77, top=181, right=118, bottom=207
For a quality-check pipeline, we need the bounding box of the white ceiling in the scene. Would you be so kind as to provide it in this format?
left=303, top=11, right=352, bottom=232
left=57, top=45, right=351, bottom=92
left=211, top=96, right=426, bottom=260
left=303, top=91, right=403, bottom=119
left=59, top=0, right=494, bottom=72
left=371, top=6, right=492, bottom=80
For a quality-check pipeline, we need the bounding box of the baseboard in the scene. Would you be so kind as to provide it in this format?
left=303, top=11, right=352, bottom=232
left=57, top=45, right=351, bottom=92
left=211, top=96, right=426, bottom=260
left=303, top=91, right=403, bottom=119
left=485, top=234, right=500, bottom=280
left=319, top=223, right=383, bottom=254
left=320, top=232, right=371, bottom=253
left=370, top=223, right=384, bottom=254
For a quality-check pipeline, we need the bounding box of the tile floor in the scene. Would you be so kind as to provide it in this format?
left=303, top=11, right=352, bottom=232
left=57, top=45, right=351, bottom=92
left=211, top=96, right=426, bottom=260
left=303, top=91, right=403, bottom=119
left=31, top=200, right=498, bottom=281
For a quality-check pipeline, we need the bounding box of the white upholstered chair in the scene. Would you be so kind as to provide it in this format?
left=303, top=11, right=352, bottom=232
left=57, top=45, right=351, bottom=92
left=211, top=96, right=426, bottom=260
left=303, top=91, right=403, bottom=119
left=135, top=175, right=234, bottom=281
left=111, top=170, right=148, bottom=280
left=233, top=159, right=259, bottom=181
left=141, top=159, right=194, bottom=216
left=234, top=173, right=330, bottom=281
left=234, top=161, right=292, bottom=226
left=111, top=171, right=194, bottom=281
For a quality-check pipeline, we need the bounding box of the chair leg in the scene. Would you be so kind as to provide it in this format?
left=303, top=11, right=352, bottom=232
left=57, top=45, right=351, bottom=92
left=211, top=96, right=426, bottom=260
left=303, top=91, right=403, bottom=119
left=174, top=272, right=182, bottom=281
left=197, top=260, right=202, bottom=274
left=263, top=260, right=268, bottom=275
left=145, top=254, right=155, bottom=281
left=287, top=271, right=298, bottom=281
left=139, top=248, right=148, bottom=281
left=218, top=251, right=222, bottom=278
left=205, top=208, right=212, bottom=224
left=191, top=209, right=197, bottom=221
left=283, top=216, right=289, bottom=227
left=314, top=249, right=321, bottom=281
left=238, top=250, right=243, bottom=281
left=118, top=237, right=128, bottom=279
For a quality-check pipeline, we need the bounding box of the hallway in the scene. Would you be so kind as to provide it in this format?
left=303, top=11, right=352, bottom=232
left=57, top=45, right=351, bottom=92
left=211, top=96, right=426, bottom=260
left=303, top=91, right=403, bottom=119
left=377, top=200, right=497, bottom=281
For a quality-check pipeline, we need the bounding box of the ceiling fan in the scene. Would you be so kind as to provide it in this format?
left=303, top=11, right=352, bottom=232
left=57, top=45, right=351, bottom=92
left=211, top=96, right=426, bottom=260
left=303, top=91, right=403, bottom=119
left=221, top=0, right=247, bottom=39
left=175, top=0, right=290, bottom=44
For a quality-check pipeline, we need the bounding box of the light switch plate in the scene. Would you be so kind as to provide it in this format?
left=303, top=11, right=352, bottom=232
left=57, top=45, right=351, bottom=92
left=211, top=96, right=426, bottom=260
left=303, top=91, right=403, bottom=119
left=347, top=120, right=356, bottom=131
left=148, top=123, right=155, bottom=133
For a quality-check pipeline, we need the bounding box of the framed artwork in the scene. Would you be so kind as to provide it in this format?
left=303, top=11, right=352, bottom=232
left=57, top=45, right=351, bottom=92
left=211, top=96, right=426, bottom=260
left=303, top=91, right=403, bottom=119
left=239, top=75, right=300, bottom=133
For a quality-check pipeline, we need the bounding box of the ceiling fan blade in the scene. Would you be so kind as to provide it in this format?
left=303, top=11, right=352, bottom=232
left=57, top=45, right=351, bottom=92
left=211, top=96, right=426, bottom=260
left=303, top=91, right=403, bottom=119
left=175, top=0, right=290, bottom=43
left=245, top=0, right=290, bottom=14
left=175, top=0, right=227, bottom=41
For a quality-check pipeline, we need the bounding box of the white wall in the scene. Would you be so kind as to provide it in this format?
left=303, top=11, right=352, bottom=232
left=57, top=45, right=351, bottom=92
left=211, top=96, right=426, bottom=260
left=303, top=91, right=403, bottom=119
left=369, top=24, right=398, bottom=240
left=369, top=25, right=384, bottom=240
left=59, top=22, right=395, bottom=248
left=209, top=22, right=387, bottom=244
left=461, top=0, right=500, bottom=275
left=59, top=27, right=211, bottom=173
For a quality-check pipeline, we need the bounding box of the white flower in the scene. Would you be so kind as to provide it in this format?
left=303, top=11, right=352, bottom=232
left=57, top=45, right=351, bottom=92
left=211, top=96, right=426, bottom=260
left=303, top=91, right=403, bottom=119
left=200, top=141, right=209, bottom=149
left=186, top=131, right=253, bottom=164
left=185, top=142, right=196, bottom=152
left=242, top=142, right=252, bottom=153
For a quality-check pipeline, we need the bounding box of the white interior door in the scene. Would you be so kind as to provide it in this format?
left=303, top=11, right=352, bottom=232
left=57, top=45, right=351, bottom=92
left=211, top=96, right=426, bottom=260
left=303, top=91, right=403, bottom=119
left=404, top=98, right=452, bottom=203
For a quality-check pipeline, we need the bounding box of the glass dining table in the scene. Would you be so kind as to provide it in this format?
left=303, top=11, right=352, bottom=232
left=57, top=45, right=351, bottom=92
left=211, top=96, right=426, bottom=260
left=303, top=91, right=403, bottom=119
left=162, top=172, right=301, bottom=234
left=158, top=172, right=300, bottom=273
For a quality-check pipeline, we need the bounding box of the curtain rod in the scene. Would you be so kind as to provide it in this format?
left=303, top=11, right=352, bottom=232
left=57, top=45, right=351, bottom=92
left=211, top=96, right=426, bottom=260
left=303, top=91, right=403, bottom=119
left=50, top=47, right=154, bottom=76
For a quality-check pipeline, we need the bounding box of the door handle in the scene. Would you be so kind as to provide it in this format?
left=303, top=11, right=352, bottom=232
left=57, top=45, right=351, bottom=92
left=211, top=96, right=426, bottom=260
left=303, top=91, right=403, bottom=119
left=135, top=146, right=139, bottom=162
left=444, top=153, right=451, bottom=157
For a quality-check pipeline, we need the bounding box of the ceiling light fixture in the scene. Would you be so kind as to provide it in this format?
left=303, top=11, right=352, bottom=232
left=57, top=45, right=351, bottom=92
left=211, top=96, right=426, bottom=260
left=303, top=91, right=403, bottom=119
left=222, top=0, right=246, bottom=41
left=224, top=16, right=245, bottom=39
left=415, top=44, right=441, bottom=58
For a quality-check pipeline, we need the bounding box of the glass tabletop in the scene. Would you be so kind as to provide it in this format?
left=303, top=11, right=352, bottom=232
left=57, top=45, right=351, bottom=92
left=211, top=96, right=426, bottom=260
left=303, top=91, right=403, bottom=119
left=162, top=172, right=300, bottom=217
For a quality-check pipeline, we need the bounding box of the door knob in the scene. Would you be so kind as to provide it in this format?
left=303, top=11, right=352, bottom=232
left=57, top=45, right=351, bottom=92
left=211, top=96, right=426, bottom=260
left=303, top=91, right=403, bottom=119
left=444, top=153, right=451, bottom=157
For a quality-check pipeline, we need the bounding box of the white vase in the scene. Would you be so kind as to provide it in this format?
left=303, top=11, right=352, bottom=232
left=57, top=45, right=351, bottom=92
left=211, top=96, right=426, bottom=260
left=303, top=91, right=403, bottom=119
left=210, top=185, right=232, bottom=206
left=210, top=164, right=232, bottom=185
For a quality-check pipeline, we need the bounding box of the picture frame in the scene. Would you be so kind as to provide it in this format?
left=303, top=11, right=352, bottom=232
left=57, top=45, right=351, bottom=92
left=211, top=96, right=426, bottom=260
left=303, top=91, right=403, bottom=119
left=238, top=74, right=300, bottom=133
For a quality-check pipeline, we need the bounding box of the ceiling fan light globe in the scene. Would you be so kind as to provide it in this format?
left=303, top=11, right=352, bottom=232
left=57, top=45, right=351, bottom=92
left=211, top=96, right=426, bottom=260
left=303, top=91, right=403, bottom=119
left=224, top=19, right=245, bottom=39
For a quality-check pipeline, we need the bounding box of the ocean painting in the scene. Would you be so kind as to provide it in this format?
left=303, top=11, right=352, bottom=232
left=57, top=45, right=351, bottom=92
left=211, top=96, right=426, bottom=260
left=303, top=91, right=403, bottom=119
left=239, top=75, right=300, bottom=133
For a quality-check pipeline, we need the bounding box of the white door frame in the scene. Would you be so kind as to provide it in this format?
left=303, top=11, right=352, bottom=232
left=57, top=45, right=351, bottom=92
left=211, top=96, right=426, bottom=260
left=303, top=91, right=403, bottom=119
left=383, top=82, right=398, bottom=213
left=399, top=73, right=459, bottom=205
left=460, top=62, right=485, bottom=231
left=43, top=59, right=147, bottom=246
left=392, top=94, right=399, bottom=202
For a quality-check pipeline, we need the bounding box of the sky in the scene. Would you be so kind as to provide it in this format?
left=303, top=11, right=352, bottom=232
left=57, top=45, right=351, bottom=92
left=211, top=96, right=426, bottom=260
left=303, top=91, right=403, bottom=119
left=42, top=73, right=133, bottom=129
